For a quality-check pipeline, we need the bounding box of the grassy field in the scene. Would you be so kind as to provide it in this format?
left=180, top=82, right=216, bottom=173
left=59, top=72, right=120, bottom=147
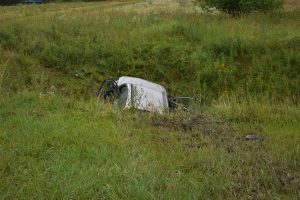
left=0, top=0, right=300, bottom=199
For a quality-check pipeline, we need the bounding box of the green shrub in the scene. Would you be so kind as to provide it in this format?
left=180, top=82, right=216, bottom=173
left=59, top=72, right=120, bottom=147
left=201, top=0, right=284, bottom=15
left=0, top=0, right=22, bottom=6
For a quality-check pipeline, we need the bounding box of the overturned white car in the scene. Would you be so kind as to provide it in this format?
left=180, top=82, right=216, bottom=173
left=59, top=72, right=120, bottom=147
left=97, top=76, right=192, bottom=114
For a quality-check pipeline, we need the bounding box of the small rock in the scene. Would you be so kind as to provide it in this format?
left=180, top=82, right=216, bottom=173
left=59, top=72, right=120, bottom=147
left=245, top=134, right=263, bottom=142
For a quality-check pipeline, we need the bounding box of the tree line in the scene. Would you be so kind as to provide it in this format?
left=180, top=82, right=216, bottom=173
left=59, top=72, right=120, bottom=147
left=0, top=0, right=106, bottom=6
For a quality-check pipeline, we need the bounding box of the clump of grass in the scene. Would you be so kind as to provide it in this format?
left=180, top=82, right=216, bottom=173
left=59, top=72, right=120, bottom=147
left=0, top=56, right=9, bottom=92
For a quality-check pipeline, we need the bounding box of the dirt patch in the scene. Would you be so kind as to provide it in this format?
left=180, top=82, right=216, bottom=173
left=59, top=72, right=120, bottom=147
left=149, top=113, right=239, bottom=152
left=150, top=113, right=232, bottom=135
left=274, top=166, right=300, bottom=193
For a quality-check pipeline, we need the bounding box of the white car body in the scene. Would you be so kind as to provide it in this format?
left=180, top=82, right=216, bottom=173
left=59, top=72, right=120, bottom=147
left=116, top=76, right=169, bottom=114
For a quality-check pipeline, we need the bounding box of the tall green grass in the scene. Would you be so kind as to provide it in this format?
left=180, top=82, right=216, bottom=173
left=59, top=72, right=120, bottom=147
left=0, top=92, right=299, bottom=199
left=0, top=3, right=299, bottom=102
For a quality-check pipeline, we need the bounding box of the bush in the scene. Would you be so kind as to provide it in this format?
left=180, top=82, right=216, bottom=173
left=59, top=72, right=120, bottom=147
left=0, top=0, right=22, bottom=6
left=201, top=0, right=284, bottom=15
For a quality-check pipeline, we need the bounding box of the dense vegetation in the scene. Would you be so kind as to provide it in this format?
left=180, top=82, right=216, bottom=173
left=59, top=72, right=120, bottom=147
left=200, top=0, right=284, bottom=15
left=0, top=0, right=299, bottom=199
left=0, top=2, right=299, bottom=102
left=0, top=0, right=106, bottom=6
left=0, top=0, right=20, bottom=6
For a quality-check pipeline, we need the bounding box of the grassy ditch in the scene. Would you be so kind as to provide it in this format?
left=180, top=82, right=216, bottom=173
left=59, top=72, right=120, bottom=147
left=0, top=0, right=299, bottom=199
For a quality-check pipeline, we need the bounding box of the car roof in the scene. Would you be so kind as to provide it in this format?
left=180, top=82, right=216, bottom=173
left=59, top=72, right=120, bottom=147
left=117, top=76, right=166, bottom=93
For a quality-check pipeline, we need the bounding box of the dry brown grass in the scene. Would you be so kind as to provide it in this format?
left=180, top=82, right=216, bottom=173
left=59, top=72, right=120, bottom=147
left=108, top=0, right=205, bottom=15
left=286, top=0, right=300, bottom=8
left=286, top=0, right=300, bottom=6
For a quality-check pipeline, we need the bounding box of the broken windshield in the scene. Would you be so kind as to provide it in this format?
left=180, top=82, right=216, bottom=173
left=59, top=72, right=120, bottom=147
left=116, top=85, right=128, bottom=107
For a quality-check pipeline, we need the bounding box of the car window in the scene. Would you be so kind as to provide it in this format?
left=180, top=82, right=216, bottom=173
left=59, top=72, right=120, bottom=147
left=117, top=85, right=128, bottom=107
left=97, top=80, right=117, bottom=100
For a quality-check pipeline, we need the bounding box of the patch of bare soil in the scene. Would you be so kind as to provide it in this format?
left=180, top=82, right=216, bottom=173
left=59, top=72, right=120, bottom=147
left=150, top=113, right=232, bottom=135
left=274, top=166, right=300, bottom=193
left=150, top=113, right=239, bottom=151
